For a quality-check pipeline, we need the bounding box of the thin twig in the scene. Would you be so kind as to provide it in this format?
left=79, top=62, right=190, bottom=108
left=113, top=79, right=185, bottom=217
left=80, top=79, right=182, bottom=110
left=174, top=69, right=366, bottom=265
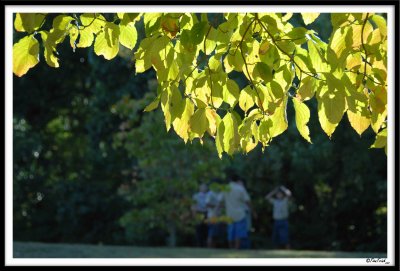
left=239, top=18, right=266, bottom=113
left=256, top=15, right=326, bottom=82
left=204, top=25, right=215, bottom=108
left=360, top=13, right=370, bottom=85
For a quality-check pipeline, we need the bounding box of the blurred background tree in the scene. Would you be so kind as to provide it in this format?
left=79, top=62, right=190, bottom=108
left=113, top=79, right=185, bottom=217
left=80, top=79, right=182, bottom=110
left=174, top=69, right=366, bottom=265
left=13, top=13, right=387, bottom=252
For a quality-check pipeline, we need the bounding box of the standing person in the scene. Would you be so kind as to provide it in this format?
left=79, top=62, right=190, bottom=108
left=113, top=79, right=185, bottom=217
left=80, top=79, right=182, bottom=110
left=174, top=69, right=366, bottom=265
left=192, top=183, right=208, bottom=247
left=238, top=179, right=253, bottom=249
left=220, top=175, right=251, bottom=249
left=205, top=178, right=223, bottom=248
left=265, top=185, right=292, bottom=249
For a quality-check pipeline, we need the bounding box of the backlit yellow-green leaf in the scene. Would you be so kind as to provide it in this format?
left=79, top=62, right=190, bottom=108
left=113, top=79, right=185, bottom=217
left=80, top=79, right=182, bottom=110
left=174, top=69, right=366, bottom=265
left=253, top=62, right=273, bottom=83
left=143, top=98, right=160, bottom=112
left=205, top=108, right=219, bottom=136
left=14, top=13, right=46, bottom=33
left=77, top=14, right=106, bottom=48
left=317, top=85, right=346, bottom=138
left=173, top=98, right=194, bottom=143
left=215, top=120, right=225, bottom=158
left=293, top=98, right=312, bottom=143
left=40, top=31, right=60, bottom=68
left=13, top=35, right=40, bottom=77
left=370, top=128, right=386, bottom=149
left=297, top=76, right=315, bottom=101
left=119, top=22, right=138, bottom=50
left=222, top=112, right=240, bottom=155
left=239, top=86, right=256, bottom=112
left=190, top=108, right=208, bottom=139
left=94, top=22, right=120, bottom=60
left=223, top=79, right=240, bottom=107
left=347, top=110, right=370, bottom=136
left=268, top=97, right=288, bottom=138
left=370, top=14, right=387, bottom=39
left=302, top=13, right=320, bottom=25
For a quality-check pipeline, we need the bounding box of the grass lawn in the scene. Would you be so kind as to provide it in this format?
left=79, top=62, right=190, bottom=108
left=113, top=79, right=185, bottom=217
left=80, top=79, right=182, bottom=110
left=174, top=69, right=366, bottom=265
left=13, top=241, right=386, bottom=258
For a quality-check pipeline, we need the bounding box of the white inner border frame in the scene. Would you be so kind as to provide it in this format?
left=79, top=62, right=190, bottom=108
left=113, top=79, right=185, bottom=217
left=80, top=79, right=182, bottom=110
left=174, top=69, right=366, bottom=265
left=5, top=5, right=395, bottom=266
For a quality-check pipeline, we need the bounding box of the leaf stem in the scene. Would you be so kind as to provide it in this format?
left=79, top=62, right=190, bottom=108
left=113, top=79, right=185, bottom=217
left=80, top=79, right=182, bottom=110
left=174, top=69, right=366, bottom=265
left=239, top=17, right=266, bottom=114
left=360, top=13, right=370, bottom=85
left=204, top=25, right=215, bottom=108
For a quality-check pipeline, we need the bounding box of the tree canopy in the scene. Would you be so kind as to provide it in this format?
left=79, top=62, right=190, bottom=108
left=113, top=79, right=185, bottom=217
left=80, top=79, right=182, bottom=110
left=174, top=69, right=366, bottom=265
left=13, top=12, right=388, bottom=157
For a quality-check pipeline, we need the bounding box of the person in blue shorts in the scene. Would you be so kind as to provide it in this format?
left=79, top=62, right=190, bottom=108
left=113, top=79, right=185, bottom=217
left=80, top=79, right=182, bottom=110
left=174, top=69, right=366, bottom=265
left=265, top=185, right=292, bottom=249
left=220, top=175, right=251, bottom=249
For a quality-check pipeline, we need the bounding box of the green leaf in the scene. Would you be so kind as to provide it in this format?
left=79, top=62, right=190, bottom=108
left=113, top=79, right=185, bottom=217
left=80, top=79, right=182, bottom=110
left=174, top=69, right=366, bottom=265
left=369, top=86, right=387, bottom=133
left=317, top=83, right=346, bottom=138
left=172, top=98, right=194, bottom=143
left=370, top=128, right=387, bottom=149
left=13, top=35, right=40, bottom=77
left=268, top=97, right=288, bottom=138
left=222, top=112, right=240, bottom=155
left=223, top=79, right=240, bottom=107
left=215, top=119, right=225, bottom=158
left=191, top=21, right=209, bottom=45
left=285, top=27, right=307, bottom=44
left=293, top=98, right=312, bottom=143
left=119, top=22, right=138, bottom=50
left=210, top=79, right=224, bottom=108
left=40, top=31, right=60, bottom=68
left=370, top=14, right=387, bottom=39
left=297, top=76, right=315, bottom=101
left=223, top=49, right=244, bottom=73
left=143, top=13, right=161, bottom=36
left=205, top=108, right=219, bottom=136
left=308, top=40, right=330, bottom=72
left=328, top=26, right=351, bottom=70
left=190, top=108, right=208, bottom=139
left=238, top=86, right=256, bottom=112
left=14, top=13, right=46, bottom=33
left=94, top=22, right=120, bottom=60
left=331, top=13, right=349, bottom=28
left=143, top=98, right=160, bottom=112
left=209, top=53, right=223, bottom=72
left=253, top=62, right=273, bottom=83
left=160, top=15, right=180, bottom=37
left=258, top=118, right=272, bottom=147
left=52, top=15, right=74, bottom=31
left=69, top=25, right=79, bottom=49
left=347, top=110, right=370, bottom=136
left=77, top=14, right=106, bottom=48
left=161, top=86, right=182, bottom=131
left=302, top=13, right=320, bottom=25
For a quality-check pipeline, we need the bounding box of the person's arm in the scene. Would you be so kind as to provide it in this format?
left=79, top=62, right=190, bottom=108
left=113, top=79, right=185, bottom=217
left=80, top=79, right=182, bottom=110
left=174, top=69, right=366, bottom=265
left=280, top=185, right=292, bottom=198
left=265, top=186, right=279, bottom=203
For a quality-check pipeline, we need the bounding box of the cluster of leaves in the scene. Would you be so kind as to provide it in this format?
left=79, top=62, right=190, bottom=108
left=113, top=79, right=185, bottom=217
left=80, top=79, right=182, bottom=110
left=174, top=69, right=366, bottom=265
left=13, top=12, right=388, bottom=156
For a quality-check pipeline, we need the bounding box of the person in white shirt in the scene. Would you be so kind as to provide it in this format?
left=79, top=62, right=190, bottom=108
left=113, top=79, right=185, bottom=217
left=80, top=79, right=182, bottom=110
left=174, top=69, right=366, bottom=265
left=220, top=175, right=251, bottom=249
left=265, top=185, right=292, bottom=249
